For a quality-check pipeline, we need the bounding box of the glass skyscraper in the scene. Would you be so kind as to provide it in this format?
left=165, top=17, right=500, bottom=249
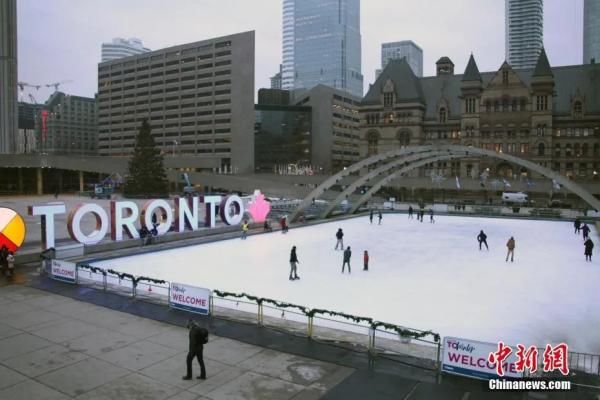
left=378, top=41, right=423, bottom=78
left=584, top=0, right=600, bottom=64
left=282, top=0, right=363, bottom=97
left=505, top=0, right=544, bottom=69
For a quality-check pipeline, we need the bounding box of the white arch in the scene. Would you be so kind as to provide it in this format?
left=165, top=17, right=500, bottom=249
left=290, top=145, right=600, bottom=221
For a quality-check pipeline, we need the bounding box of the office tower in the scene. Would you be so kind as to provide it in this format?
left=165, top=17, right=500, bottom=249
left=584, top=0, right=600, bottom=64
left=101, top=38, right=151, bottom=62
left=379, top=41, right=423, bottom=78
left=282, top=0, right=363, bottom=97
left=0, top=0, right=17, bottom=153
left=505, top=0, right=544, bottom=69
left=270, top=64, right=283, bottom=89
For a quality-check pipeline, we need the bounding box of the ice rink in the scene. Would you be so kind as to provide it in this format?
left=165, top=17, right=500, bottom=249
left=93, top=214, right=600, bottom=353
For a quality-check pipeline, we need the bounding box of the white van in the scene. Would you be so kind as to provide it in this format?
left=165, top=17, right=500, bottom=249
left=501, top=192, right=529, bottom=204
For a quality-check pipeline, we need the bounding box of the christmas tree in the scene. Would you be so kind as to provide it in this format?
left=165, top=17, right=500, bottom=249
left=124, top=120, right=169, bottom=197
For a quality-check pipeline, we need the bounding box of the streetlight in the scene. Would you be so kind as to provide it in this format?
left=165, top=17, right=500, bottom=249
left=172, top=140, right=178, bottom=157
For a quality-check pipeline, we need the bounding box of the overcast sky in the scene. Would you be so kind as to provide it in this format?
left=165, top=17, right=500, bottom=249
left=17, top=0, right=584, bottom=102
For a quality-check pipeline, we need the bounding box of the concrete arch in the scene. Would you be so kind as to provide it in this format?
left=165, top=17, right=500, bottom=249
left=348, top=154, right=465, bottom=214
left=320, top=151, right=453, bottom=218
left=290, top=145, right=600, bottom=221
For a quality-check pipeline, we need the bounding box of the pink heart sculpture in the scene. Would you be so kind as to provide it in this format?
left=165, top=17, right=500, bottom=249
left=247, top=190, right=271, bottom=222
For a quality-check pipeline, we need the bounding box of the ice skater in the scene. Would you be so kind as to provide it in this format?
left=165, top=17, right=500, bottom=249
left=263, top=220, right=273, bottom=232
left=363, top=250, right=369, bottom=271
left=289, top=246, right=300, bottom=280
left=241, top=220, right=249, bottom=239
left=342, top=246, right=352, bottom=273
left=429, top=209, right=435, bottom=223
left=582, top=223, right=591, bottom=241
left=574, top=218, right=581, bottom=234
left=408, top=206, right=414, bottom=219
left=335, top=228, right=344, bottom=250
left=419, top=209, right=424, bottom=222
left=505, top=236, right=515, bottom=262
left=477, top=230, right=489, bottom=250
left=584, top=238, right=594, bottom=262
left=378, top=211, right=382, bottom=225
left=281, top=216, right=289, bottom=233
left=369, top=209, right=373, bottom=224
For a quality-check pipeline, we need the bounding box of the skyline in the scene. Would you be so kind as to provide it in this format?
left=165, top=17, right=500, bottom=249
left=17, top=0, right=584, bottom=103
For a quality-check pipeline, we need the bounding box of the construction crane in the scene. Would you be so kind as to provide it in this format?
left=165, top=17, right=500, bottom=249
left=46, top=80, right=73, bottom=92
left=17, top=81, right=42, bottom=91
left=27, top=94, right=37, bottom=104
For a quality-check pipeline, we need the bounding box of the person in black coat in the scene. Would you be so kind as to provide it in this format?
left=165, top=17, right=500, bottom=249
left=335, top=228, right=344, bottom=250
left=369, top=209, right=373, bottom=224
left=584, top=238, right=594, bottom=262
left=342, top=246, right=352, bottom=273
left=574, top=218, right=581, bottom=234
left=183, top=320, right=208, bottom=380
left=408, top=206, right=413, bottom=219
left=477, top=230, right=489, bottom=250
left=289, top=246, right=300, bottom=280
left=582, top=223, right=590, bottom=240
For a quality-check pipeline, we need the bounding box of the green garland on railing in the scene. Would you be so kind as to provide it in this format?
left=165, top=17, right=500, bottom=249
left=213, top=290, right=309, bottom=314
left=107, top=269, right=136, bottom=283
left=77, top=264, right=107, bottom=276
left=308, top=308, right=373, bottom=325
left=371, top=321, right=440, bottom=342
left=106, top=269, right=166, bottom=287
left=135, top=276, right=167, bottom=285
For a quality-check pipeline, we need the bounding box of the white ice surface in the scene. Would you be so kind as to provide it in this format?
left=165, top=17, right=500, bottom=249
left=93, top=215, right=600, bottom=353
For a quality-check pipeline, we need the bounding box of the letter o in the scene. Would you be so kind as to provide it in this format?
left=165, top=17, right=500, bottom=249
left=67, top=203, right=109, bottom=245
left=141, top=199, right=173, bottom=236
left=219, top=195, right=244, bottom=225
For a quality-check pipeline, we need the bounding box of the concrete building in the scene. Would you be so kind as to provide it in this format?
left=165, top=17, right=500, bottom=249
left=270, top=65, right=283, bottom=89
left=37, top=92, right=98, bottom=155
left=359, top=52, right=600, bottom=184
left=97, top=31, right=255, bottom=174
left=376, top=41, right=423, bottom=79
left=584, top=0, right=600, bottom=64
left=294, top=85, right=361, bottom=173
left=282, top=0, right=363, bottom=97
left=101, top=38, right=151, bottom=62
left=17, top=102, right=43, bottom=154
left=505, top=0, right=544, bottom=70
left=0, top=0, right=18, bottom=153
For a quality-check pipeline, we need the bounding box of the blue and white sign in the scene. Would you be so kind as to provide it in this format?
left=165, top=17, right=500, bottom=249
left=50, top=259, right=77, bottom=284
left=169, top=282, right=211, bottom=315
left=441, top=336, right=522, bottom=380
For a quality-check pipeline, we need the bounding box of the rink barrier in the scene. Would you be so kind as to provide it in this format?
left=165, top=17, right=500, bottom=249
left=47, top=260, right=442, bottom=368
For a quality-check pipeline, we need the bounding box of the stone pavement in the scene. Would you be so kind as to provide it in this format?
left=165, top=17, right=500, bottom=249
left=0, top=285, right=353, bottom=400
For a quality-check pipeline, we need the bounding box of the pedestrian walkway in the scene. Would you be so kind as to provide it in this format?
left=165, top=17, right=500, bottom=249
left=0, top=285, right=352, bottom=400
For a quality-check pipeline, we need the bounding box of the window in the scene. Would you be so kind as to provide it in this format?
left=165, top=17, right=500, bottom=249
left=398, top=131, right=410, bottom=147
left=502, top=98, right=509, bottom=112
left=512, top=99, right=517, bottom=112
left=565, top=144, right=572, bottom=157
left=367, top=131, right=379, bottom=155
left=537, top=143, right=545, bottom=156
left=520, top=143, right=529, bottom=154
left=465, top=98, right=476, bottom=113
left=502, top=70, right=509, bottom=85
left=574, top=101, right=583, bottom=117
left=485, top=100, right=491, bottom=113
left=554, top=143, right=561, bottom=157
left=536, top=95, right=548, bottom=111
left=594, top=143, right=600, bottom=157
left=494, top=101, right=499, bottom=112
left=582, top=143, right=589, bottom=156
left=383, top=92, right=393, bottom=107
left=536, top=124, right=546, bottom=136
left=520, top=99, right=527, bottom=111
left=439, top=107, right=447, bottom=123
